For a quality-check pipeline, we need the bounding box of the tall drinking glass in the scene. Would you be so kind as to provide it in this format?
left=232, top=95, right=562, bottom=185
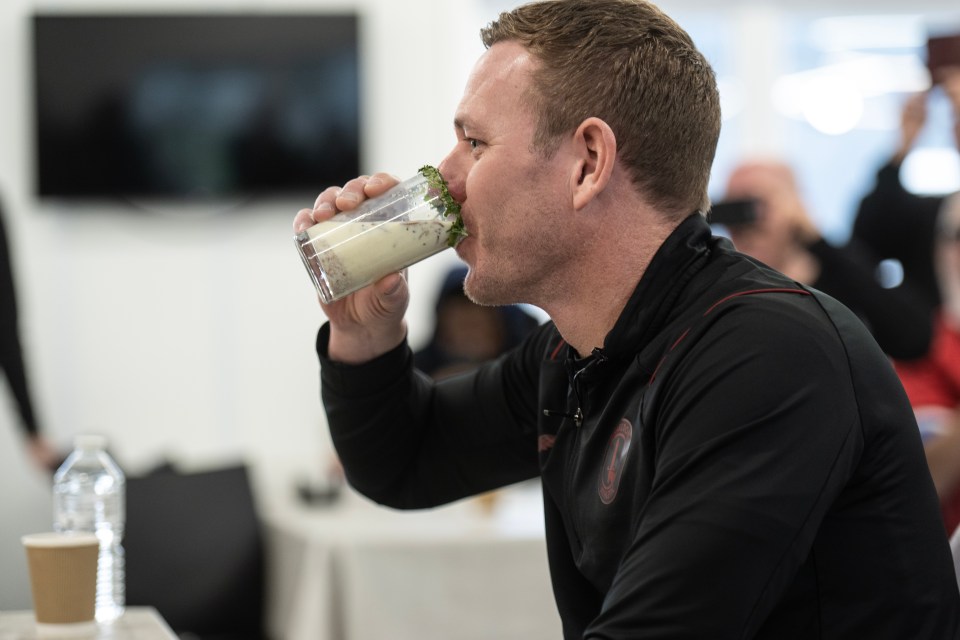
left=295, top=165, right=464, bottom=304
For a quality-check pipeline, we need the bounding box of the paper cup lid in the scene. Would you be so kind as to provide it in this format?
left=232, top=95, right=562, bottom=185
left=21, top=532, right=99, bottom=548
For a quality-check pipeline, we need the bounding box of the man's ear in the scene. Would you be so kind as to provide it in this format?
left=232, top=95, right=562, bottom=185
left=570, top=117, right=617, bottom=211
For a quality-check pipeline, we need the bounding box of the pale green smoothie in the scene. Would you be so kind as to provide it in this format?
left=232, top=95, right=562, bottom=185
left=300, top=217, right=453, bottom=301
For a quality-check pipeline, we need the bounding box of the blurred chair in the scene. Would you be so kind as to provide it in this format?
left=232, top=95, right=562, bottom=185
left=125, top=463, right=265, bottom=640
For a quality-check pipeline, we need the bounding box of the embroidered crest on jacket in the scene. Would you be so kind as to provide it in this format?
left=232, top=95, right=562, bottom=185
left=599, top=418, right=632, bottom=504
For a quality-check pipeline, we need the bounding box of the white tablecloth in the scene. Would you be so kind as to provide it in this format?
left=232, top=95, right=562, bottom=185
left=262, top=481, right=562, bottom=640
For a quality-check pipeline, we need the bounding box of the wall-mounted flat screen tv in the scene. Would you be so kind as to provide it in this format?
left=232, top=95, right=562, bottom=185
left=31, top=13, right=361, bottom=203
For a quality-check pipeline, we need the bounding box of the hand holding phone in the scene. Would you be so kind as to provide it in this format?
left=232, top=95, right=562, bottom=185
left=927, top=32, right=960, bottom=85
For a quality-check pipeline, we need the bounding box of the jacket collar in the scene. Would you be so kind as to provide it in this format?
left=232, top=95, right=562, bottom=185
left=600, top=213, right=713, bottom=361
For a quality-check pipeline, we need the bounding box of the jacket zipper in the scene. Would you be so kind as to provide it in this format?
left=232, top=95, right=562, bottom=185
left=561, top=347, right=609, bottom=553
left=542, top=347, right=608, bottom=428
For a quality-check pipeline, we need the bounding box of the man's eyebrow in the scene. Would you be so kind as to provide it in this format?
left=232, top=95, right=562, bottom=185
left=454, top=117, right=487, bottom=138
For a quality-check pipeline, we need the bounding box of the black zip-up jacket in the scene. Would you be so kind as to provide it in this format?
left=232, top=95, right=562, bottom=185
left=318, top=214, right=960, bottom=639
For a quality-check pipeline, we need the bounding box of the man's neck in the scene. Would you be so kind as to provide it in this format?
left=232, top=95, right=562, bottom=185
left=542, top=214, right=679, bottom=357
left=549, top=294, right=630, bottom=357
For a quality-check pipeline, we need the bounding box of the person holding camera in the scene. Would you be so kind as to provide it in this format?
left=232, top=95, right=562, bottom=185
left=852, top=67, right=960, bottom=322
left=719, top=159, right=933, bottom=360
left=890, top=64, right=960, bottom=535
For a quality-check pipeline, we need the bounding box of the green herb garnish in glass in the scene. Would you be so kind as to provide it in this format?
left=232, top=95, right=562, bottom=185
left=420, top=165, right=467, bottom=247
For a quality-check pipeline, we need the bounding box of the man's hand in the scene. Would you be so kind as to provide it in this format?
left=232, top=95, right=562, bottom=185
left=893, top=92, right=928, bottom=165
left=26, top=434, right=62, bottom=473
left=293, top=173, right=410, bottom=364
left=941, top=68, right=960, bottom=152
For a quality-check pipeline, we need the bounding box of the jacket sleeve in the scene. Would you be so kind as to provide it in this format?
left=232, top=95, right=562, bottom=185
left=0, top=204, right=40, bottom=437
left=317, top=321, right=548, bottom=508
left=583, top=295, right=875, bottom=638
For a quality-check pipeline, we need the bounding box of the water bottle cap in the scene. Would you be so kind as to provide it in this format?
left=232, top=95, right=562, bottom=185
left=74, top=434, right=108, bottom=451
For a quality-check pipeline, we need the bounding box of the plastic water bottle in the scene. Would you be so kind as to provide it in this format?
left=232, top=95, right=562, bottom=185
left=53, top=434, right=126, bottom=623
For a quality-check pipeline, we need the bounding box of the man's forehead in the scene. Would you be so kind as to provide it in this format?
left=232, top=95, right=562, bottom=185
left=455, top=42, right=536, bottom=128
left=467, top=41, right=536, bottom=87
left=474, top=41, right=536, bottom=80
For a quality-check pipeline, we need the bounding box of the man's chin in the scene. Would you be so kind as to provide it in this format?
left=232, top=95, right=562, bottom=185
left=463, top=271, right=516, bottom=308
left=453, top=235, right=473, bottom=261
left=461, top=269, right=492, bottom=306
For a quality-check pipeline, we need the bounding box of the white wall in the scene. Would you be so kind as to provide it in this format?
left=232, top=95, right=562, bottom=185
left=0, top=0, right=483, bottom=609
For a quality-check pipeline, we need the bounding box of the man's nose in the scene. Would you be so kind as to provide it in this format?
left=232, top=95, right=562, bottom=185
left=437, top=154, right=466, bottom=204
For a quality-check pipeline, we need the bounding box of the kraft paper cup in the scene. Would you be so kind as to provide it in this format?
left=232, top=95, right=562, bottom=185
left=21, top=532, right=99, bottom=635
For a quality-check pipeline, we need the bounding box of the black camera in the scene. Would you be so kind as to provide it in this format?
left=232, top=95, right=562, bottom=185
left=708, top=199, right=759, bottom=227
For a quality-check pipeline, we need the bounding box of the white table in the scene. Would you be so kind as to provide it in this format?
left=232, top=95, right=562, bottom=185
left=0, top=608, right=177, bottom=640
left=262, top=480, right=562, bottom=640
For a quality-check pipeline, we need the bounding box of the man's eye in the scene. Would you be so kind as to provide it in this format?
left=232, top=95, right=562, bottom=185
left=467, top=139, right=481, bottom=150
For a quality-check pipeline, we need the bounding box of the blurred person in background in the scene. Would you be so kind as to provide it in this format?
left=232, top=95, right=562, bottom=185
left=852, top=67, right=960, bottom=319
left=718, top=159, right=933, bottom=360
left=889, top=63, right=960, bottom=535
left=0, top=197, right=59, bottom=472
left=895, top=192, right=960, bottom=535
left=414, top=265, right=540, bottom=379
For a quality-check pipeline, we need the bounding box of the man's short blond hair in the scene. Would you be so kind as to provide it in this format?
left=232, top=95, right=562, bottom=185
left=482, top=0, right=721, bottom=217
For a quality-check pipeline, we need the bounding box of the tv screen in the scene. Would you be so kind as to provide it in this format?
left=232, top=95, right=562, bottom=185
left=31, top=13, right=361, bottom=203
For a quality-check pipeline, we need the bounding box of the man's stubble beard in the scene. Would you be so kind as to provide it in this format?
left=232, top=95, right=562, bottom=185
left=462, top=231, right=565, bottom=311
